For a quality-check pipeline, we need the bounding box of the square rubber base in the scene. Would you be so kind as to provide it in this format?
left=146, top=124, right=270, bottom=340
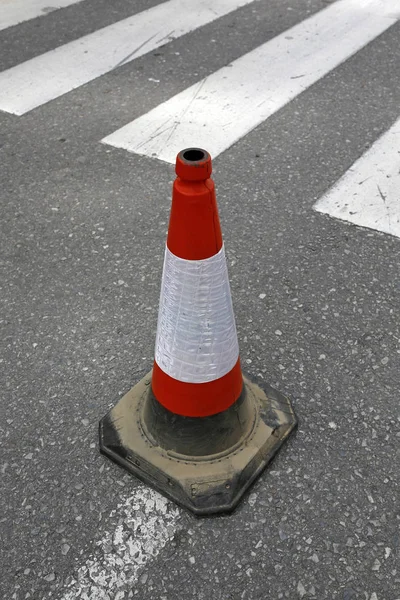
left=99, top=373, right=297, bottom=515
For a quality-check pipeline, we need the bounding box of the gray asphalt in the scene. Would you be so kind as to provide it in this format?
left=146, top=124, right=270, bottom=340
left=1, top=1, right=399, bottom=599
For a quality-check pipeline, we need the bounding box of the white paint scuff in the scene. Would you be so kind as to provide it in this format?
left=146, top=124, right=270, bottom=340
left=102, top=0, right=400, bottom=163
left=0, top=0, right=255, bottom=115
left=314, top=116, right=400, bottom=238
left=61, top=487, right=180, bottom=600
left=0, top=0, right=84, bottom=32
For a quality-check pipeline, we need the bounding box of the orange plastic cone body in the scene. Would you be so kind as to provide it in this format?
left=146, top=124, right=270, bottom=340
left=152, top=149, right=243, bottom=417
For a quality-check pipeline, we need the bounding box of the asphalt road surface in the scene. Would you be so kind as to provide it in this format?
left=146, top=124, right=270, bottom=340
left=1, top=0, right=400, bottom=599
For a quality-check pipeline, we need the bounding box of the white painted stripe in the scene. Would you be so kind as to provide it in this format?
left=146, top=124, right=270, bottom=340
left=0, top=0, right=83, bottom=32
left=0, top=0, right=255, bottom=116
left=155, top=245, right=239, bottom=383
left=314, top=117, right=400, bottom=238
left=103, top=0, right=400, bottom=163
left=61, top=487, right=180, bottom=600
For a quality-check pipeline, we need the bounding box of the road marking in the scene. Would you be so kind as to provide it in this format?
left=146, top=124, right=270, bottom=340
left=0, top=0, right=83, bottom=32
left=61, top=486, right=180, bottom=599
left=314, top=117, right=400, bottom=239
left=0, top=0, right=255, bottom=115
left=102, top=0, right=400, bottom=163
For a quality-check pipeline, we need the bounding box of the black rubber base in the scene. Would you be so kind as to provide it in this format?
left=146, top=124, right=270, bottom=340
left=99, top=372, right=297, bottom=515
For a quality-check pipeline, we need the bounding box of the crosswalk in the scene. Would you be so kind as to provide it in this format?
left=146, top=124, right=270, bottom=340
left=102, top=0, right=398, bottom=163
left=1, top=0, right=400, bottom=597
left=1, top=0, right=398, bottom=240
left=0, top=0, right=255, bottom=115
left=314, top=115, right=400, bottom=238
left=0, top=0, right=398, bottom=276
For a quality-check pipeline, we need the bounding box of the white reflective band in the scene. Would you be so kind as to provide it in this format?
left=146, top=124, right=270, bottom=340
left=155, top=245, right=239, bottom=384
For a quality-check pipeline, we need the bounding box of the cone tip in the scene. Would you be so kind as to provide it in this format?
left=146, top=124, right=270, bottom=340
left=175, top=148, right=212, bottom=181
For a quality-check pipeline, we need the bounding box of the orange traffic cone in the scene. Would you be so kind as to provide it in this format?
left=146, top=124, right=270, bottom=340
left=99, top=148, right=297, bottom=515
left=152, top=147, right=242, bottom=418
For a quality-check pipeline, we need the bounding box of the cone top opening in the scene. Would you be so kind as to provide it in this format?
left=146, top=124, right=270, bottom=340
left=176, top=147, right=212, bottom=181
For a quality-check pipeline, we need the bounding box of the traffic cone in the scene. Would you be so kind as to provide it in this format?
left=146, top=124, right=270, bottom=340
left=99, top=148, right=297, bottom=515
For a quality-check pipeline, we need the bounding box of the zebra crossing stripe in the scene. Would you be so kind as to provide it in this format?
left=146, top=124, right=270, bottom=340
left=61, top=487, right=180, bottom=599
left=0, top=0, right=83, bottom=32
left=102, top=0, right=399, bottom=163
left=0, top=0, right=255, bottom=116
left=314, top=116, right=400, bottom=239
